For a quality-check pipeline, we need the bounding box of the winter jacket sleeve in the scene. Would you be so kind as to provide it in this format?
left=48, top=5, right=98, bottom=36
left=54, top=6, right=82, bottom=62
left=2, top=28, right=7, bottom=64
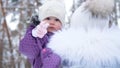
left=19, top=24, right=47, bottom=59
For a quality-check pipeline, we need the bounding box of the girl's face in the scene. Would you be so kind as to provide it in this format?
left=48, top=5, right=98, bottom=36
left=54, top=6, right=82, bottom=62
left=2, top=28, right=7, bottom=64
left=43, top=16, right=62, bottom=32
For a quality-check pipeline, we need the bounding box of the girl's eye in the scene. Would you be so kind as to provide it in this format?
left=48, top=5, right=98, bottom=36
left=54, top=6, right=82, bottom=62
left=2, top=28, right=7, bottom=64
left=46, top=17, right=50, bottom=20
left=55, top=19, right=59, bottom=21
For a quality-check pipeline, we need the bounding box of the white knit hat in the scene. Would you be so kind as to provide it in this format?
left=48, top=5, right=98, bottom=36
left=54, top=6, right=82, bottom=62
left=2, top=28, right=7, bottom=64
left=39, top=0, right=66, bottom=25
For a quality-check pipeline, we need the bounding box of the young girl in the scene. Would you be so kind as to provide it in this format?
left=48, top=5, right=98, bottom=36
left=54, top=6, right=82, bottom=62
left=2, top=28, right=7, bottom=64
left=19, top=0, right=66, bottom=68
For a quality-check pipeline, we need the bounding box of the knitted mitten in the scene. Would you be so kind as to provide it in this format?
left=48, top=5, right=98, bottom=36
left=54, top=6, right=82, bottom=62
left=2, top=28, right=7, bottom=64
left=32, top=21, right=49, bottom=38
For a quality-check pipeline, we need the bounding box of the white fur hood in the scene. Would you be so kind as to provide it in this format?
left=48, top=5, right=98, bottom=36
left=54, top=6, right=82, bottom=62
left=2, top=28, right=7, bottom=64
left=47, top=27, right=120, bottom=68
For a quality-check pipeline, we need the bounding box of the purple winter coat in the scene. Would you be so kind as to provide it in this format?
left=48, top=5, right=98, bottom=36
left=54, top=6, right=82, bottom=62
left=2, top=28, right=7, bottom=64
left=19, top=24, right=61, bottom=68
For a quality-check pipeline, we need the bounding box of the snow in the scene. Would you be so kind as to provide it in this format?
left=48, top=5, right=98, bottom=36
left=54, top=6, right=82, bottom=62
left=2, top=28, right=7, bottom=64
left=6, top=13, right=20, bottom=31
left=118, top=18, right=120, bottom=28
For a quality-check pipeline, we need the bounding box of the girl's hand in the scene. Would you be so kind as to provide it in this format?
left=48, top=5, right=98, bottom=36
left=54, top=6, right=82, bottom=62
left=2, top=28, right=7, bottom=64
left=32, top=21, right=49, bottom=38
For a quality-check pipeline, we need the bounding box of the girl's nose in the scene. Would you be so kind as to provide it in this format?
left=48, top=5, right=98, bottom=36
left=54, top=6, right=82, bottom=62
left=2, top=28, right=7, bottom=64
left=49, top=20, right=55, bottom=25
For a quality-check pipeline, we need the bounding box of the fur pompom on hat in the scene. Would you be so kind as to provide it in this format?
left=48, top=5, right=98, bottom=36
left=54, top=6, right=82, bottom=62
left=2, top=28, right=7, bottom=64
left=39, top=0, right=66, bottom=25
left=86, top=0, right=114, bottom=17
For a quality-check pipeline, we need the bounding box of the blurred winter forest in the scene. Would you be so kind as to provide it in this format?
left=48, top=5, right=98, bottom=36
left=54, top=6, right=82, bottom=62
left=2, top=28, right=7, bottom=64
left=0, top=0, right=120, bottom=68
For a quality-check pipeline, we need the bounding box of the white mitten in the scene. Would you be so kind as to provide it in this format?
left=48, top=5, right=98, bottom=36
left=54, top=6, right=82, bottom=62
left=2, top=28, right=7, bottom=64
left=32, top=21, right=49, bottom=38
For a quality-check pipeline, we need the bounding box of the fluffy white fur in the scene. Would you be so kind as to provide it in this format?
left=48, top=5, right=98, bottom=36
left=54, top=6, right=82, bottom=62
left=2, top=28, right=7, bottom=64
left=48, top=27, right=120, bottom=68
left=86, top=0, right=114, bottom=17
left=70, top=2, right=110, bottom=30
